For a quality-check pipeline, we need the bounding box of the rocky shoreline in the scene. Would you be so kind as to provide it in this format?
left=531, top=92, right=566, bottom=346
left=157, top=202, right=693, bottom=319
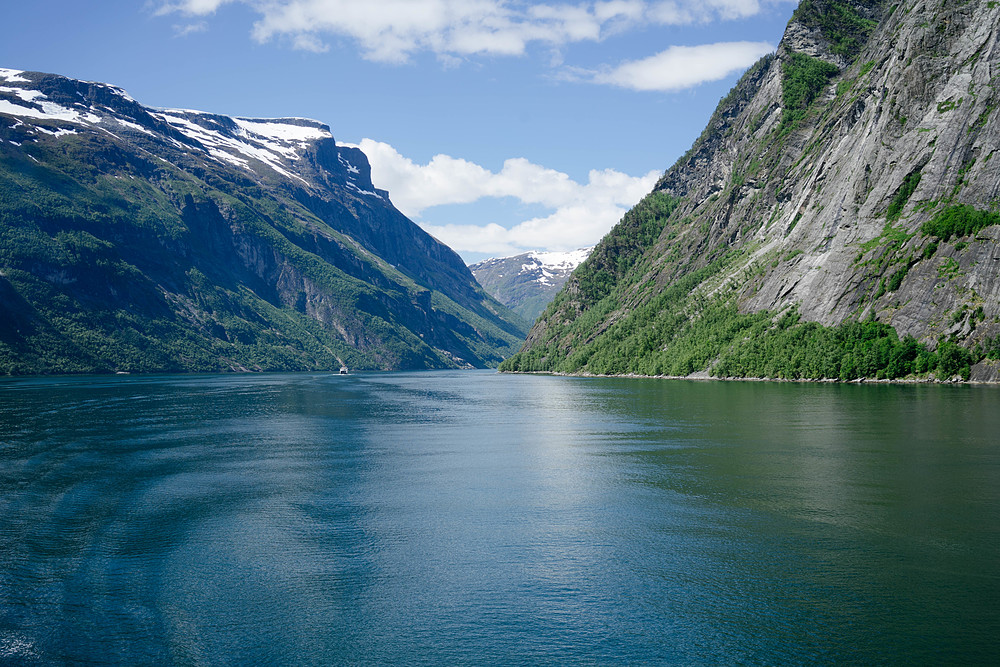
left=501, top=358, right=1000, bottom=385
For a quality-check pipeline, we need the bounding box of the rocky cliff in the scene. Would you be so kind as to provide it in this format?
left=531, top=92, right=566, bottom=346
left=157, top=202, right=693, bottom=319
left=502, top=0, right=1000, bottom=382
left=470, top=248, right=591, bottom=323
left=0, top=69, right=526, bottom=374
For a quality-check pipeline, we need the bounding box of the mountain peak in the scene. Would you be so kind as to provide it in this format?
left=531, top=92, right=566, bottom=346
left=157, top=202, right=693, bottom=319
left=471, top=247, right=592, bottom=322
left=1, top=67, right=526, bottom=374
left=0, top=69, right=379, bottom=194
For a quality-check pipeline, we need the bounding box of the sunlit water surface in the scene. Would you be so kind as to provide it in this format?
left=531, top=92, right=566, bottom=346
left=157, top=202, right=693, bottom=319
left=1, top=370, right=998, bottom=664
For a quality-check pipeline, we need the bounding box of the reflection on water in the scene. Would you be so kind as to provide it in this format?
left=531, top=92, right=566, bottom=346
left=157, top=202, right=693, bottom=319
left=1, top=371, right=998, bottom=664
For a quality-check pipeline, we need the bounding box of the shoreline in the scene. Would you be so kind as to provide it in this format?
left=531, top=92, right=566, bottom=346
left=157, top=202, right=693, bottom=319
left=498, top=369, right=1000, bottom=385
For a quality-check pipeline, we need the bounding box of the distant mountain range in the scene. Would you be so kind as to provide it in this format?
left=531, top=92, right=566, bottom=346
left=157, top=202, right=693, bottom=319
left=470, top=248, right=591, bottom=323
left=0, top=68, right=527, bottom=374
left=503, top=0, right=1000, bottom=382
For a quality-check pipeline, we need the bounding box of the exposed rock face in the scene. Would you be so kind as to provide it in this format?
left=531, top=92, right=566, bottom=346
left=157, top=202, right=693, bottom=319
left=736, top=0, right=999, bottom=337
left=0, top=68, right=526, bottom=374
left=470, top=248, right=591, bottom=323
left=505, top=0, right=1000, bottom=380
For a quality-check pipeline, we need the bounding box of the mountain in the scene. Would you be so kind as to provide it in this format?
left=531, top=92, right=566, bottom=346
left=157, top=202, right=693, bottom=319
left=0, top=68, right=527, bottom=374
left=502, top=0, right=1000, bottom=382
left=470, top=248, right=591, bottom=323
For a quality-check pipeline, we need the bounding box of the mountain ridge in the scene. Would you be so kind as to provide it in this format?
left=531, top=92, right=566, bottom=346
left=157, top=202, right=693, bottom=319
left=0, top=67, right=527, bottom=374
left=470, top=247, right=591, bottom=323
left=502, top=0, right=1000, bottom=382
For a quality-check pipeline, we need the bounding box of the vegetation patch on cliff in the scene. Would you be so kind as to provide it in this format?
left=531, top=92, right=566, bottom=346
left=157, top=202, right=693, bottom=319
left=793, top=0, right=881, bottom=58
left=920, top=204, right=1000, bottom=241
left=886, top=170, right=922, bottom=221
left=779, top=52, right=840, bottom=135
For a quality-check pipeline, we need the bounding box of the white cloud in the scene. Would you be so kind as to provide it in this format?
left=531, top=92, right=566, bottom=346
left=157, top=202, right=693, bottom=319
left=703, top=0, right=763, bottom=20
left=348, top=138, right=659, bottom=255
left=154, top=0, right=783, bottom=62
left=292, top=33, right=330, bottom=53
left=155, top=0, right=235, bottom=16
left=418, top=222, right=524, bottom=257
left=647, top=0, right=763, bottom=23
left=595, top=0, right=646, bottom=23
left=585, top=40, right=773, bottom=91
left=173, top=21, right=209, bottom=37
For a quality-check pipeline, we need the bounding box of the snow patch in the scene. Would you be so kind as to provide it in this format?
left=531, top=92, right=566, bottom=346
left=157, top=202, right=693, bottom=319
left=105, top=85, right=136, bottom=103
left=526, top=247, right=593, bottom=270
left=36, top=127, right=78, bottom=138
left=234, top=118, right=331, bottom=143
left=516, top=248, right=591, bottom=276
left=209, top=148, right=250, bottom=169
left=338, top=153, right=361, bottom=174
left=0, top=68, right=29, bottom=83
left=0, top=98, right=99, bottom=124
left=0, top=85, right=100, bottom=125
left=346, top=181, right=384, bottom=199
left=0, top=86, right=44, bottom=103
left=493, top=247, right=593, bottom=286
left=233, top=118, right=330, bottom=162
left=112, top=118, right=155, bottom=135
left=156, top=111, right=308, bottom=184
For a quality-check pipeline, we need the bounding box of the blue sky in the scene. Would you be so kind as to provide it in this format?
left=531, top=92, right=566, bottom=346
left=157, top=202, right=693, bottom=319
left=1, top=1, right=797, bottom=262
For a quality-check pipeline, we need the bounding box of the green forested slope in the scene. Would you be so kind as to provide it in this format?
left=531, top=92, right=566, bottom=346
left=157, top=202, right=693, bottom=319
left=0, top=71, right=526, bottom=374
left=503, top=0, right=1000, bottom=382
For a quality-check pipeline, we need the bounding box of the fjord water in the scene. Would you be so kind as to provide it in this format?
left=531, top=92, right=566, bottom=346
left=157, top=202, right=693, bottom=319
left=1, top=371, right=998, bottom=665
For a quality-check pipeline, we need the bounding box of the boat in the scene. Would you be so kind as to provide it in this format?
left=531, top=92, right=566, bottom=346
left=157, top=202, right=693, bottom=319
left=339, top=366, right=348, bottom=375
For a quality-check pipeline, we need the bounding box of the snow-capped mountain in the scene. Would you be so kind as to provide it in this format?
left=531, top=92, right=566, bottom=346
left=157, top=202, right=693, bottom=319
left=0, top=68, right=526, bottom=374
left=470, top=248, right=592, bottom=323
left=0, top=67, right=383, bottom=200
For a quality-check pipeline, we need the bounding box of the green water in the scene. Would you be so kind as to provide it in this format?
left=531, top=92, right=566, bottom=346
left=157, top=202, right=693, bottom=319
left=1, top=371, right=998, bottom=664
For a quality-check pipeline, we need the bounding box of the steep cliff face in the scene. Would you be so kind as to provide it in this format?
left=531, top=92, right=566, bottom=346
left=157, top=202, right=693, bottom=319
left=0, top=69, right=526, bottom=374
left=504, top=0, right=1000, bottom=381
